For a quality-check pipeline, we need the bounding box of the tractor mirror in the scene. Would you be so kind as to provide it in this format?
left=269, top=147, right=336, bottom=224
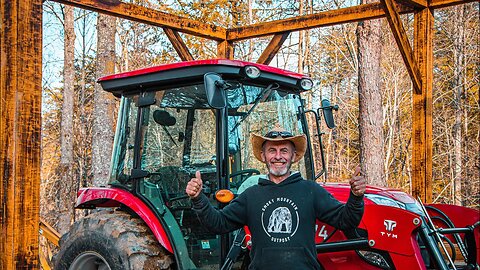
left=204, top=72, right=227, bottom=109
left=321, top=99, right=339, bottom=129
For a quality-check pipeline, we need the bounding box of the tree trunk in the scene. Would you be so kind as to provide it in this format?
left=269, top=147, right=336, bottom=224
left=91, top=14, right=117, bottom=186
left=298, top=0, right=304, bottom=73
left=452, top=5, right=465, bottom=206
left=56, top=4, right=76, bottom=234
left=356, top=1, right=386, bottom=187
left=78, top=9, right=88, bottom=190
left=248, top=0, right=254, bottom=62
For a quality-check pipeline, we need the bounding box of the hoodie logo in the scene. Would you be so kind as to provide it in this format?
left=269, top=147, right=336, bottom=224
left=261, top=197, right=299, bottom=243
left=267, top=207, right=292, bottom=233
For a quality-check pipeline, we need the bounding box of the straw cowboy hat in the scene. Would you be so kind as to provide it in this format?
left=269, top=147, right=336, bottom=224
left=251, top=125, right=307, bottom=163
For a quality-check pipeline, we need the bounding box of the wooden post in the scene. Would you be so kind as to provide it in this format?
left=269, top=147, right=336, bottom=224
left=381, top=0, right=422, bottom=94
left=257, top=33, right=290, bottom=65
left=163, top=28, right=195, bottom=61
left=412, top=7, right=433, bottom=203
left=217, top=40, right=234, bottom=59
left=0, top=0, right=42, bottom=268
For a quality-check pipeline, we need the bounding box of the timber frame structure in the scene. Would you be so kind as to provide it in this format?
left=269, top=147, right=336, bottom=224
left=0, top=0, right=476, bottom=268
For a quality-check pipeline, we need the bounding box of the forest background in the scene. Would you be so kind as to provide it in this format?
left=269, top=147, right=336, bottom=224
left=41, top=0, right=479, bottom=238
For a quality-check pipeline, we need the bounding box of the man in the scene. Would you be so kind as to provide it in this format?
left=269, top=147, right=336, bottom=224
left=186, top=126, right=366, bottom=270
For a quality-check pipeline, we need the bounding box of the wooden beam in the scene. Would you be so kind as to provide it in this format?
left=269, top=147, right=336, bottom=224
left=53, top=0, right=226, bottom=41
left=257, top=32, right=290, bottom=65
left=396, top=0, right=428, bottom=8
left=0, top=0, right=42, bottom=268
left=217, top=40, right=234, bottom=59
left=227, top=3, right=412, bottom=41
left=381, top=0, right=423, bottom=94
left=429, top=0, right=478, bottom=9
left=39, top=219, right=61, bottom=247
left=412, top=7, right=433, bottom=203
left=163, top=28, right=194, bottom=61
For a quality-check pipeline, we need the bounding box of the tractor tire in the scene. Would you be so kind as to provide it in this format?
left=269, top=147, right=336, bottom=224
left=54, top=210, right=175, bottom=270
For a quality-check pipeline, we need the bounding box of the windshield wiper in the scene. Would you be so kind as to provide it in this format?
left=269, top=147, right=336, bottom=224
left=230, top=83, right=279, bottom=132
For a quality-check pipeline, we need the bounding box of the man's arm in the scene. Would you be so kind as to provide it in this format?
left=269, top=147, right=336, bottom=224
left=314, top=188, right=364, bottom=230
left=315, top=166, right=366, bottom=230
left=187, top=171, right=247, bottom=234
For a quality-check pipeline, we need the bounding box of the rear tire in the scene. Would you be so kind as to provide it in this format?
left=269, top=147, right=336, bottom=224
left=54, top=210, right=174, bottom=270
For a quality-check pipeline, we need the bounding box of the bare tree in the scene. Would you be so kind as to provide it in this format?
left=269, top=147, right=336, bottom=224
left=56, top=4, right=76, bottom=234
left=381, top=30, right=412, bottom=190
left=356, top=0, right=386, bottom=187
left=452, top=5, right=465, bottom=206
left=432, top=3, right=478, bottom=206
left=76, top=9, right=96, bottom=191
left=91, top=14, right=117, bottom=186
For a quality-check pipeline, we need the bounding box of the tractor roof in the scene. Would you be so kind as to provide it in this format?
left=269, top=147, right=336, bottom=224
left=98, top=59, right=310, bottom=97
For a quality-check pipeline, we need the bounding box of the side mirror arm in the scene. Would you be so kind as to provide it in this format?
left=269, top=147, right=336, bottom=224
left=303, top=108, right=328, bottom=180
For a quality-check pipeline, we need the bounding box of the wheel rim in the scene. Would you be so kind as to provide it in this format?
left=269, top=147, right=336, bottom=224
left=69, top=251, right=112, bottom=270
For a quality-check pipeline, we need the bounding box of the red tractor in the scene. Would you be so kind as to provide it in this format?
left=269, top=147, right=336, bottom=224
left=54, top=59, right=479, bottom=270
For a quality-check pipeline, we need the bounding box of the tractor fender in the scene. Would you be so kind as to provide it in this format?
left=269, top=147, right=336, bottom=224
left=359, top=204, right=423, bottom=255
left=75, top=187, right=173, bottom=253
left=359, top=204, right=427, bottom=270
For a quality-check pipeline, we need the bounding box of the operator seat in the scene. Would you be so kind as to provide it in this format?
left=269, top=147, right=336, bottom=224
left=237, top=174, right=266, bottom=194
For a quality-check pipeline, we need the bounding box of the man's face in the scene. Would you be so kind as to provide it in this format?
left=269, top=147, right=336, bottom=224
left=261, top=140, right=296, bottom=177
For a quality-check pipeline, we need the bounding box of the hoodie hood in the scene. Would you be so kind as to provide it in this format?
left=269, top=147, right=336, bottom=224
left=258, top=172, right=303, bottom=187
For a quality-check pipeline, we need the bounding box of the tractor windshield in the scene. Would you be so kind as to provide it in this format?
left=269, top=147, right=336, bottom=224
left=226, top=85, right=308, bottom=191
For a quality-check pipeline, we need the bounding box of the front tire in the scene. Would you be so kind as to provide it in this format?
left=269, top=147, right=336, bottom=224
left=54, top=210, right=174, bottom=270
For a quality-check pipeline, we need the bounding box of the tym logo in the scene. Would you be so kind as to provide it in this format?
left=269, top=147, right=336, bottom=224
left=384, top=220, right=397, bottom=232
left=380, top=220, right=398, bottom=239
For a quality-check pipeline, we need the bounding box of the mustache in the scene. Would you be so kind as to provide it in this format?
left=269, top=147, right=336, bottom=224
left=270, top=158, right=287, bottom=162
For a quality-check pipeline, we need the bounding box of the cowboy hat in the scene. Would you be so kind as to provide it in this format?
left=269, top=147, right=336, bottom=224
left=251, top=125, right=307, bottom=163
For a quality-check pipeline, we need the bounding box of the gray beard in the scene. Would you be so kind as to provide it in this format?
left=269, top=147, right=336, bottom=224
left=267, top=162, right=291, bottom=177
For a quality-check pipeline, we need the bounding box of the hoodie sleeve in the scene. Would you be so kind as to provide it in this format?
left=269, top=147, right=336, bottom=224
left=191, top=193, right=248, bottom=234
left=313, top=185, right=364, bottom=230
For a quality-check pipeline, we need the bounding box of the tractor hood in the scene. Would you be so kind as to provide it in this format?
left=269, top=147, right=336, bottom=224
left=320, top=183, right=416, bottom=204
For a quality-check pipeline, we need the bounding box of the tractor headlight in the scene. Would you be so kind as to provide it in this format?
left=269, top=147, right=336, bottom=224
left=364, top=194, right=406, bottom=209
left=356, top=250, right=392, bottom=269
left=243, top=66, right=261, bottom=79
left=299, top=78, right=313, bottom=90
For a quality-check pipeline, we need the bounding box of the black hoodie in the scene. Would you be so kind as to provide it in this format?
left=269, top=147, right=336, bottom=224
left=192, top=172, right=364, bottom=270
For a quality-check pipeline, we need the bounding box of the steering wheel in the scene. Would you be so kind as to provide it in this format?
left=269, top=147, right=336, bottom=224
left=230, top=169, right=260, bottom=188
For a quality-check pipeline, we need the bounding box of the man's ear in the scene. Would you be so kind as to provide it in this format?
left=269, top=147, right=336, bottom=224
left=261, top=152, right=266, bottom=163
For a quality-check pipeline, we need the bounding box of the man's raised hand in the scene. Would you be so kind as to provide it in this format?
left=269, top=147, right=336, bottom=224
left=349, top=166, right=366, bottom=197
left=186, top=171, right=203, bottom=199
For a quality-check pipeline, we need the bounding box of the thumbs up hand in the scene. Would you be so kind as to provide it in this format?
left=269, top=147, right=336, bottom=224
left=186, top=171, right=203, bottom=199
left=349, top=166, right=366, bottom=197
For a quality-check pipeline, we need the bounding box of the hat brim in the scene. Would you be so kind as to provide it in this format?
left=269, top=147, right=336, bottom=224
left=251, top=133, right=307, bottom=163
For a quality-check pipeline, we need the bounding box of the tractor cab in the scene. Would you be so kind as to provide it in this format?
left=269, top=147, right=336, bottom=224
left=57, top=59, right=479, bottom=270
left=98, top=59, right=320, bottom=269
